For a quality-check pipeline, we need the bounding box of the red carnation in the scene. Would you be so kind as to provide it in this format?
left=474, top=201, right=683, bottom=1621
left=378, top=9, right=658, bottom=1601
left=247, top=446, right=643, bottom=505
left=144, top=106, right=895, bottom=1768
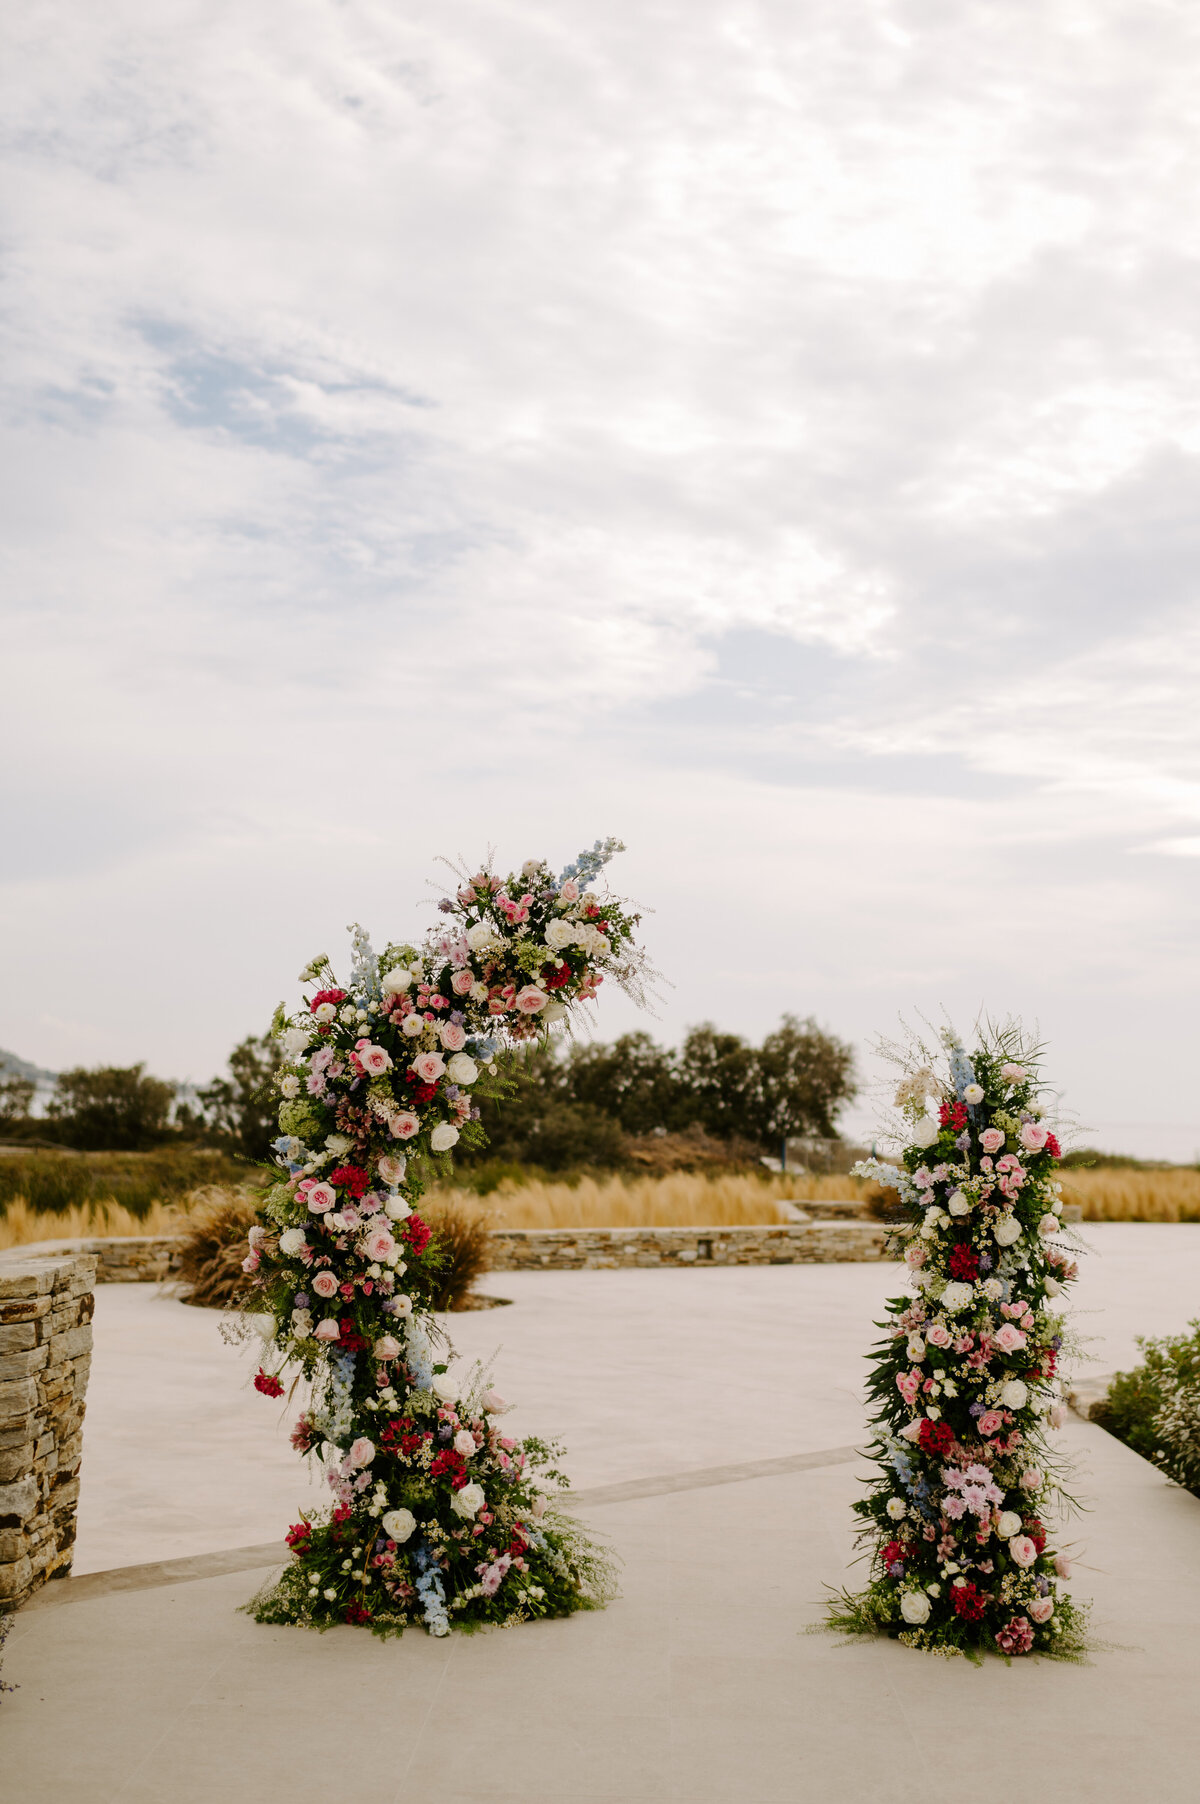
left=310, top=988, right=347, bottom=1012
left=1023, top=1517, right=1047, bottom=1554
left=344, top=1602, right=372, bottom=1625
left=254, top=1367, right=285, bottom=1398
left=337, top=1317, right=370, bottom=1352
left=330, top=1164, right=369, bottom=1198
left=1044, top=1132, right=1061, bottom=1159
left=542, top=962, right=574, bottom=990
left=430, top=1448, right=466, bottom=1481
left=948, top=1243, right=979, bottom=1281
left=401, top=1213, right=432, bottom=1257
left=950, top=1580, right=986, bottom=1621
left=284, top=1520, right=312, bottom=1549
left=917, top=1419, right=955, bottom=1458
left=881, top=1539, right=903, bottom=1568
left=938, top=1100, right=969, bottom=1132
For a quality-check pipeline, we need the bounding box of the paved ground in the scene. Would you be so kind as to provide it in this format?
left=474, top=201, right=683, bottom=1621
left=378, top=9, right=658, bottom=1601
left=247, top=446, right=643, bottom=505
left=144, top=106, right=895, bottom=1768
left=7, top=1419, right=1200, bottom=1804
left=71, top=1223, right=1200, bottom=1573
left=4, top=1224, right=1199, bottom=1801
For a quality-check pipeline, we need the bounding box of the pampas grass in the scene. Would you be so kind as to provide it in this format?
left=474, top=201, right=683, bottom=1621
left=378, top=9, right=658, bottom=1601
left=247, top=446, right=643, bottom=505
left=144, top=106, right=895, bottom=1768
left=0, top=1194, right=187, bottom=1250
left=1059, top=1166, right=1200, bottom=1222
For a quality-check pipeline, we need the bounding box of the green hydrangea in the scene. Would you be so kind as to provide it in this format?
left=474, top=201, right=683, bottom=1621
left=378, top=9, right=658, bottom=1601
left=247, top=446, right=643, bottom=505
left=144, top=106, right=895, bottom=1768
left=278, top=1098, right=331, bottom=1142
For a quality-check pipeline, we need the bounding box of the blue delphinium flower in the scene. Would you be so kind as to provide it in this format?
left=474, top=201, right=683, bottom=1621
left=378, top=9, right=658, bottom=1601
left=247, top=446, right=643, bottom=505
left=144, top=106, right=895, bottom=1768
left=557, top=836, right=626, bottom=890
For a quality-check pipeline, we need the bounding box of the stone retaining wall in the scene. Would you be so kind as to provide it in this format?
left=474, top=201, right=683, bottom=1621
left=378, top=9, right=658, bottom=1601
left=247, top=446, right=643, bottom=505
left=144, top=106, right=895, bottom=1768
left=488, top=1222, right=892, bottom=1269
left=11, top=1236, right=183, bottom=1283
left=0, top=1251, right=96, bottom=1610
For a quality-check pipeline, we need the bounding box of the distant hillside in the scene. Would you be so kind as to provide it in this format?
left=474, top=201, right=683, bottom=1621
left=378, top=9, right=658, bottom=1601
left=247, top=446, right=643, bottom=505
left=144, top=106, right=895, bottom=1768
left=0, top=1048, right=58, bottom=1086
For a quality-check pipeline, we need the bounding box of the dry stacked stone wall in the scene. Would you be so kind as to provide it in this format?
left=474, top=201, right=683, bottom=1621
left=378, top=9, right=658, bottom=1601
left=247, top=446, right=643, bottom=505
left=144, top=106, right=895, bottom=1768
left=0, top=1251, right=96, bottom=1610
left=488, top=1222, right=891, bottom=1270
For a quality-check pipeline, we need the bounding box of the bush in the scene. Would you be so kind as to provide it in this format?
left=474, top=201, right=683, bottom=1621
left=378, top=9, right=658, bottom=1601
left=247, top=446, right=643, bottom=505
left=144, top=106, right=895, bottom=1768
left=1092, top=1319, right=1200, bottom=1493
left=422, top=1196, right=495, bottom=1311
left=44, top=1064, right=178, bottom=1150
left=0, top=1147, right=251, bottom=1218
left=176, top=1187, right=262, bottom=1309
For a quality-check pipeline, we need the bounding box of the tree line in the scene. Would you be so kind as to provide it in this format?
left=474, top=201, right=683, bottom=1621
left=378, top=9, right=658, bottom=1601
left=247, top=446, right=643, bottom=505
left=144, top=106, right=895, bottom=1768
left=0, top=1014, right=856, bottom=1170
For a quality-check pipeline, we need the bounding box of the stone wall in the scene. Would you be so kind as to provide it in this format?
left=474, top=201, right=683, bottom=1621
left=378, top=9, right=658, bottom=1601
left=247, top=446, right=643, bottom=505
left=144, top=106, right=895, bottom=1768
left=0, top=1251, right=96, bottom=1611
left=11, top=1236, right=183, bottom=1284
left=488, top=1222, right=892, bottom=1270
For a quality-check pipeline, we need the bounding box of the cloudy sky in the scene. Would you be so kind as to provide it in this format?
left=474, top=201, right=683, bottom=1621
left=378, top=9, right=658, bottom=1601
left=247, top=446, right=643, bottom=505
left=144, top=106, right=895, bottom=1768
left=3, top=1, right=1199, bottom=1156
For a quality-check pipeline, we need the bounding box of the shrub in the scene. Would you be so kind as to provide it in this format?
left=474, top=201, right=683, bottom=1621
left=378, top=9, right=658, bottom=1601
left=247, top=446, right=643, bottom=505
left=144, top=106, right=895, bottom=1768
left=422, top=1195, right=495, bottom=1311
left=176, top=1187, right=262, bottom=1309
left=0, top=1148, right=251, bottom=1218
left=1092, top=1319, right=1200, bottom=1493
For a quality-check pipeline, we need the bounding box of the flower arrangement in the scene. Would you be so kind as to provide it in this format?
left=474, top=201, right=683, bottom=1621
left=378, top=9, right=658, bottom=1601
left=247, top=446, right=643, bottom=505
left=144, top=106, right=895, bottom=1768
left=827, top=1022, right=1090, bottom=1660
left=242, top=841, right=648, bottom=1637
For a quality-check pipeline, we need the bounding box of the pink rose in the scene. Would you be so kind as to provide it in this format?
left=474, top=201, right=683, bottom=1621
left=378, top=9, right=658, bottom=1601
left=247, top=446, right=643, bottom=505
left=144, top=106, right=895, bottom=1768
left=482, top=1389, right=510, bottom=1413
left=376, top=1156, right=406, bottom=1186
left=364, top=1228, right=396, bottom=1263
left=357, top=1043, right=393, bottom=1076
left=306, top=1183, right=336, bottom=1213
left=412, top=1051, right=446, bottom=1083
left=241, top=1250, right=260, bottom=1274
left=348, top=1437, right=375, bottom=1468
left=1019, top=1121, right=1049, bottom=1152
left=1054, top=1553, right=1071, bottom=1578
left=978, top=1411, right=1004, bottom=1437
left=374, top=1335, right=401, bottom=1360
left=979, top=1128, right=1005, bottom=1154
left=529, top=1493, right=547, bottom=1519
left=1009, top=1535, right=1037, bottom=1568
left=1028, top=1596, right=1054, bottom=1623
left=515, top=985, right=548, bottom=1013
left=899, top=1418, right=923, bottom=1442
left=314, top=1318, right=341, bottom=1341
left=1000, top=1063, right=1026, bottom=1081
left=993, top=1324, right=1027, bottom=1354
left=1019, top=1466, right=1044, bottom=1490
left=904, top=1245, right=927, bottom=1268
left=1048, top=1405, right=1067, bottom=1429
left=439, top=1021, right=467, bottom=1052
left=311, top=1271, right=339, bottom=1299
left=451, top=969, right=474, bottom=995
left=926, top=1322, right=952, bottom=1348
left=391, top=1111, right=420, bottom=1139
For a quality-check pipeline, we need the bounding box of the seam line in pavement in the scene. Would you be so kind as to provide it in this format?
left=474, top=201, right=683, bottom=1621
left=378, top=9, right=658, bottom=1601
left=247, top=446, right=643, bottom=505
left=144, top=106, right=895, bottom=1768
left=23, top=1442, right=862, bottom=1612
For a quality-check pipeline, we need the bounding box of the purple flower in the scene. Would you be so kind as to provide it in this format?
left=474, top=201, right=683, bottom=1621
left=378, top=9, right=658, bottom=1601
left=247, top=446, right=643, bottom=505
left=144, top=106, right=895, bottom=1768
left=969, top=1402, right=985, bottom=1418
left=437, top=898, right=455, bottom=913
left=888, top=1560, right=905, bottom=1578
left=294, top=1292, right=310, bottom=1308
left=978, top=1254, right=993, bottom=1272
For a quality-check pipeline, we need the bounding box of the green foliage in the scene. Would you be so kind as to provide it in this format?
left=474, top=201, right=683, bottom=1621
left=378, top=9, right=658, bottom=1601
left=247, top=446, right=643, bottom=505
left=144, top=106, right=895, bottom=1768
left=1092, top=1319, right=1200, bottom=1491
left=0, top=1077, right=34, bottom=1126
left=277, top=1097, right=332, bottom=1144
left=44, top=1063, right=177, bottom=1151
left=195, top=1033, right=280, bottom=1161
left=464, top=1015, right=856, bottom=1167
left=0, top=1147, right=252, bottom=1218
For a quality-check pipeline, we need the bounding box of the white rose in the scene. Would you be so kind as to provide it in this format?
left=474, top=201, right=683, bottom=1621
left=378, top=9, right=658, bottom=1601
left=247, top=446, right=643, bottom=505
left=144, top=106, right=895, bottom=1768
left=279, top=1027, right=310, bottom=1060
left=544, top=918, right=574, bottom=950
left=279, top=1228, right=308, bottom=1256
left=325, top=1134, right=353, bottom=1157
left=886, top=1497, right=907, bottom=1520
left=993, top=1215, right=1022, bottom=1247
left=450, top=1481, right=486, bottom=1520
left=946, top=1191, right=969, bottom=1216
left=466, top=921, right=498, bottom=952
left=1043, top=1276, right=1063, bottom=1297
left=911, top=1118, right=939, bottom=1148
left=381, top=966, right=412, bottom=993
left=963, top=1084, right=985, bottom=1105
left=1038, top=1213, right=1059, bottom=1237
left=385, top=1196, right=412, bottom=1221
left=381, top=1508, right=416, bottom=1543
left=401, top=1013, right=426, bottom=1038
left=542, top=1000, right=568, bottom=1023
left=453, top=1430, right=476, bottom=1457
left=446, top=1053, right=478, bottom=1086
left=432, top=1373, right=460, bottom=1404
left=996, top=1511, right=1022, bottom=1539
left=1000, top=1379, right=1029, bottom=1411
left=430, top=1123, right=460, bottom=1152
left=899, top=1591, right=930, bottom=1624
left=940, top=1281, right=974, bottom=1313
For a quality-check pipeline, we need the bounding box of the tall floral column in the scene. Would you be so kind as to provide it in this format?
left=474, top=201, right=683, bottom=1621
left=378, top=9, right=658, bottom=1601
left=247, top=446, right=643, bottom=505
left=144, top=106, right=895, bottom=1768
left=829, top=1025, right=1088, bottom=1659
left=243, top=841, right=649, bottom=1638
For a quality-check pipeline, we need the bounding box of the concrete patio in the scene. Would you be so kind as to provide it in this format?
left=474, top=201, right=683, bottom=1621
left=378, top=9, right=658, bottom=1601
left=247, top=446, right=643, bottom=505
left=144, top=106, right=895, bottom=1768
left=4, top=1224, right=1200, bottom=1801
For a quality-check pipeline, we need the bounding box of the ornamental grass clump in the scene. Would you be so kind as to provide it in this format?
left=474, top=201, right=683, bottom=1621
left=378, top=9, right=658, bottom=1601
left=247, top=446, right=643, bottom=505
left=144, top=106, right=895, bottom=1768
left=240, top=841, right=648, bottom=1638
left=827, top=1021, right=1090, bottom=1660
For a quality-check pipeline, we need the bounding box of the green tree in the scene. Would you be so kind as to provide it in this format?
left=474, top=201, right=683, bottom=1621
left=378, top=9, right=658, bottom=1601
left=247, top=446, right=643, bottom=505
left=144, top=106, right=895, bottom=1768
left=562, top=1032, right=681, bottom=1135
left=46, top=1064, right=177, bottom=1151
left=196, top=1033, right=280, bottom=1162
left=0, top=1076, right=35, bottom=1126
left=673, top=1024, right=759, bottom=1141
left=753, top=1014, right=857, bottom=1141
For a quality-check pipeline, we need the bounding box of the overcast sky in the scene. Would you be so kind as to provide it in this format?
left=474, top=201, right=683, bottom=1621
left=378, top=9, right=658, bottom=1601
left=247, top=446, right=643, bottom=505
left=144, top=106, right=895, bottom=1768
left=3, top=1, right=1199, bottom=1156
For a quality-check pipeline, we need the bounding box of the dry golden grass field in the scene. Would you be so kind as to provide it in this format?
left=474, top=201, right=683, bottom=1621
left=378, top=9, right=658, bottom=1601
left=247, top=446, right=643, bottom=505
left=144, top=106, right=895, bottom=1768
left=2, top=1162, right=1198, bottom=1250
